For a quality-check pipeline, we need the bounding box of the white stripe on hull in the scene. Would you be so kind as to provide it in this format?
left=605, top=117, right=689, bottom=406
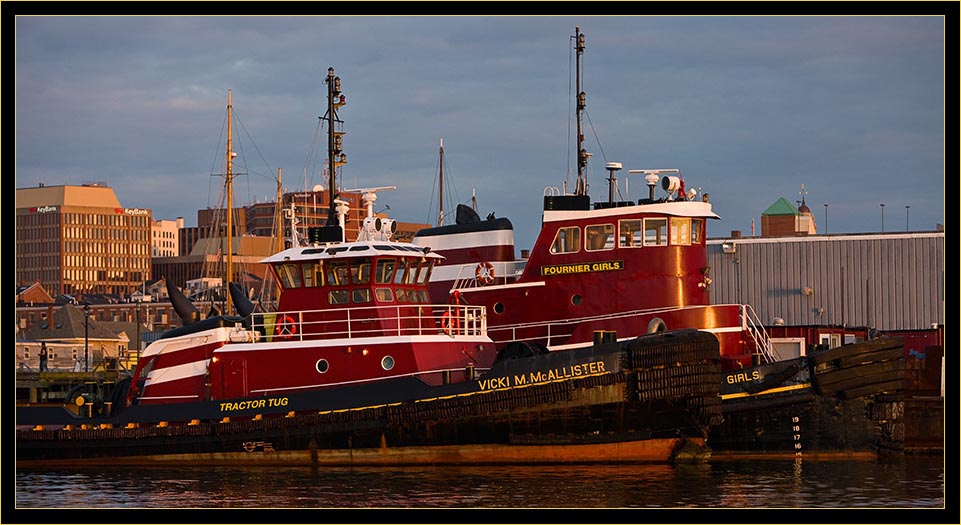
left=146, top=359, right=211, bottom=387
left=413, top=229, right=514, bottom=251
left=142, top=328, right=229, bottom=358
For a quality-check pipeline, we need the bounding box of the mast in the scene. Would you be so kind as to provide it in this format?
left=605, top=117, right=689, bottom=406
left=225, top=89, right=234, bottom=315
left=323, top=67, right=347, bottom=226
left=574, top=26, right=589, bottom=196
left=438, top=138, right=444, bottom=226
left=275, top=168, right=284, bottom=254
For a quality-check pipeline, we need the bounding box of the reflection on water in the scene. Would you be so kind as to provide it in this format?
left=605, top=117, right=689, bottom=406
left=15, top=457, right=944, bottom=509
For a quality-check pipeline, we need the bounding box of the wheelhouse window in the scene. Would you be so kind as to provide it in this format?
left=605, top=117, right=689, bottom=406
left=586, top=224, right=615, bottom=252
left=670, top=218, right=692, bottom=246
left=375, top=288, right=394, bottom=302
left=350, top=257, right=372, bottom=284
left=550, top=227, right=580, bottom=254
left=326, top=260, right=349, bottom=286
left=618, top=219, right=643, bottom=248
left=352, top=289, right=372, bottom=303
left=302, top=262, right=323, bottom=287
left=328, top=289, right=349, bottom=305
left=403, top=259, right=420, bottom=285
left=415, top=260, right=433, bottom=284
left=375, top=258, right=396, bottom=284
left=277, top=263, right=303, bottom=289
left=393, top=259, right=409, bottom=284
left=644, top=218, right=668, bottom=246
left=691, top=218, right=704, bottom=244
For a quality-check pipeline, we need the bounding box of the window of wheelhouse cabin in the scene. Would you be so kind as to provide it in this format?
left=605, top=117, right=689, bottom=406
left=401, top=259, right=420, bottom=285
left=586, top=224, right=615, bottom=251
left=372, top=258, right=397, bottom=302
left=670, top=218, right=692, bottom=246
left=352, top=289, right=372, bottom=303
left=375, top=258, right=396, bottom=284
left=326, top=260, right=349, bottom=286
left=415, top=259, right=433, bottom=284
left=328, top=289, right=349, bottom=304
left=276, top=263, right=303, bottom=288
left=691, top=218, right=704, bottom=244
left=643, top=218, right=668, bottom=246
left=550, top=226, right=580, bottom=254
left=302, top=262, right=323, bottom=287
left=389, top=257, right=434, bottom=303
left=393, top=259, right=409, bottom=285
left=618, top=219, right=643, bottom=248
left=350, top=257, right=372, bottom=285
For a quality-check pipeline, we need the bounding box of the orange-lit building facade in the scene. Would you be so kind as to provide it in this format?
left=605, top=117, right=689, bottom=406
left=16, top=183, right=152, bottom=297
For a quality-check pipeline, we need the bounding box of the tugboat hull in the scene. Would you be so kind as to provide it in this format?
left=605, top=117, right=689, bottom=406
left=710, top=337, right=905, bottom=458
left=17, top=330, right=722, bottom=466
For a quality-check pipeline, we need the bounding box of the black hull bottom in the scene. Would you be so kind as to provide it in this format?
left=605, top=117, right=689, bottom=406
left=711, top=337, right=906, bottom=458
left=710, top=393, right=903, bottom=458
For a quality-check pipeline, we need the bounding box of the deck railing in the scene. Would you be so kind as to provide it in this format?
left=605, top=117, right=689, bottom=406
left=451, top=260, right=528, bottom=290
left=741, top=304, right=777, bottom=364
left=247, top=303, right=487, bottom=343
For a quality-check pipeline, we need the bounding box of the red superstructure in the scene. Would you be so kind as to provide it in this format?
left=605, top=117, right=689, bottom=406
left=414, top=27, right=773, bottom=370
left=128, top=68, right=497, bottom=409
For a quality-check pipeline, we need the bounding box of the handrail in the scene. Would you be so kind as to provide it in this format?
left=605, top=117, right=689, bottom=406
left=246, top=303, right=487, bottom=342
left=741, top=304, right=776, bottom=364
left=451, top=260, right=528, bottom=290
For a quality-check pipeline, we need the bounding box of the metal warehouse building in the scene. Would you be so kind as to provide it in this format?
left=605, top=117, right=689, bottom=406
left=706, top=231, right=945, bottom=331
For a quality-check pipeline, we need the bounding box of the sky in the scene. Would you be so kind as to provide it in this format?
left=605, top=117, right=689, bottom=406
left=13, top=12, right=946, bottom=250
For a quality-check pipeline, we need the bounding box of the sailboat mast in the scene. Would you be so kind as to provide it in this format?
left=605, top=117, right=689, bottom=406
left=324, top=67, right=347, bottom=226
left=438, top=138, right=444, bottom=226
left=574, top=26, right=588, bottom=196
left=225, top=89, right=234, bottom=315
left=276, top=168, right=284, bottom=254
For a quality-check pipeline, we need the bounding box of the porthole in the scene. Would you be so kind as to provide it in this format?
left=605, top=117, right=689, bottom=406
left=493, top=302, right=505, bottom=314
left=381, top=355, right=395, bottom=371
left=571, top=294, right=583, bottom=306
left=316, top=359, right=329, bottom=374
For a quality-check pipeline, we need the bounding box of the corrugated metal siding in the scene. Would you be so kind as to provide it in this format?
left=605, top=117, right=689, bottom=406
left=706, top=233, right=944, bottom=330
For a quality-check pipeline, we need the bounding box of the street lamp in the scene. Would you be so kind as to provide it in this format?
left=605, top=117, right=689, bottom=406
left=880, top=203, right=885, bottom=232
left=823, top=203, right=828, bottom=234
left=135, top=299, right=141, bottom=365
left=83, top=303, right=91, bottom=372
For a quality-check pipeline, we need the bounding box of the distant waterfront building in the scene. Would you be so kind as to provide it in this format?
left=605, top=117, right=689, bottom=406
left=194, top=187, right=430, bottom=247
left=16, top=183, right=152, bottom=297
left=707, top=231, right=945, bottom=331
left=151, top=217, right=184, bottom=257
left=151, top=235, right=275, bottom=296
left=760, top=196, right=818, bottom=237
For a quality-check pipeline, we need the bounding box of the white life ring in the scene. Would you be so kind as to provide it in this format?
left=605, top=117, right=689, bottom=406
left=475, top=262, right=495, bottom=285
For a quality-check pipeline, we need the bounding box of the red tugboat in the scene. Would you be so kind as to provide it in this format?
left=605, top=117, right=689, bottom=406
left=16, top=67, right=724, bottom=465
left=413, top=26, right=906, bottom=457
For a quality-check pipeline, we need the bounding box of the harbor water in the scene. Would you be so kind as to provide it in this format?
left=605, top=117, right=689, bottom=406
left=14, top=456, right=944, bottom=512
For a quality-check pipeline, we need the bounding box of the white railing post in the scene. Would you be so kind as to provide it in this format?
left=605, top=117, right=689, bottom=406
left=298, top=311, right=304, bottom=342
